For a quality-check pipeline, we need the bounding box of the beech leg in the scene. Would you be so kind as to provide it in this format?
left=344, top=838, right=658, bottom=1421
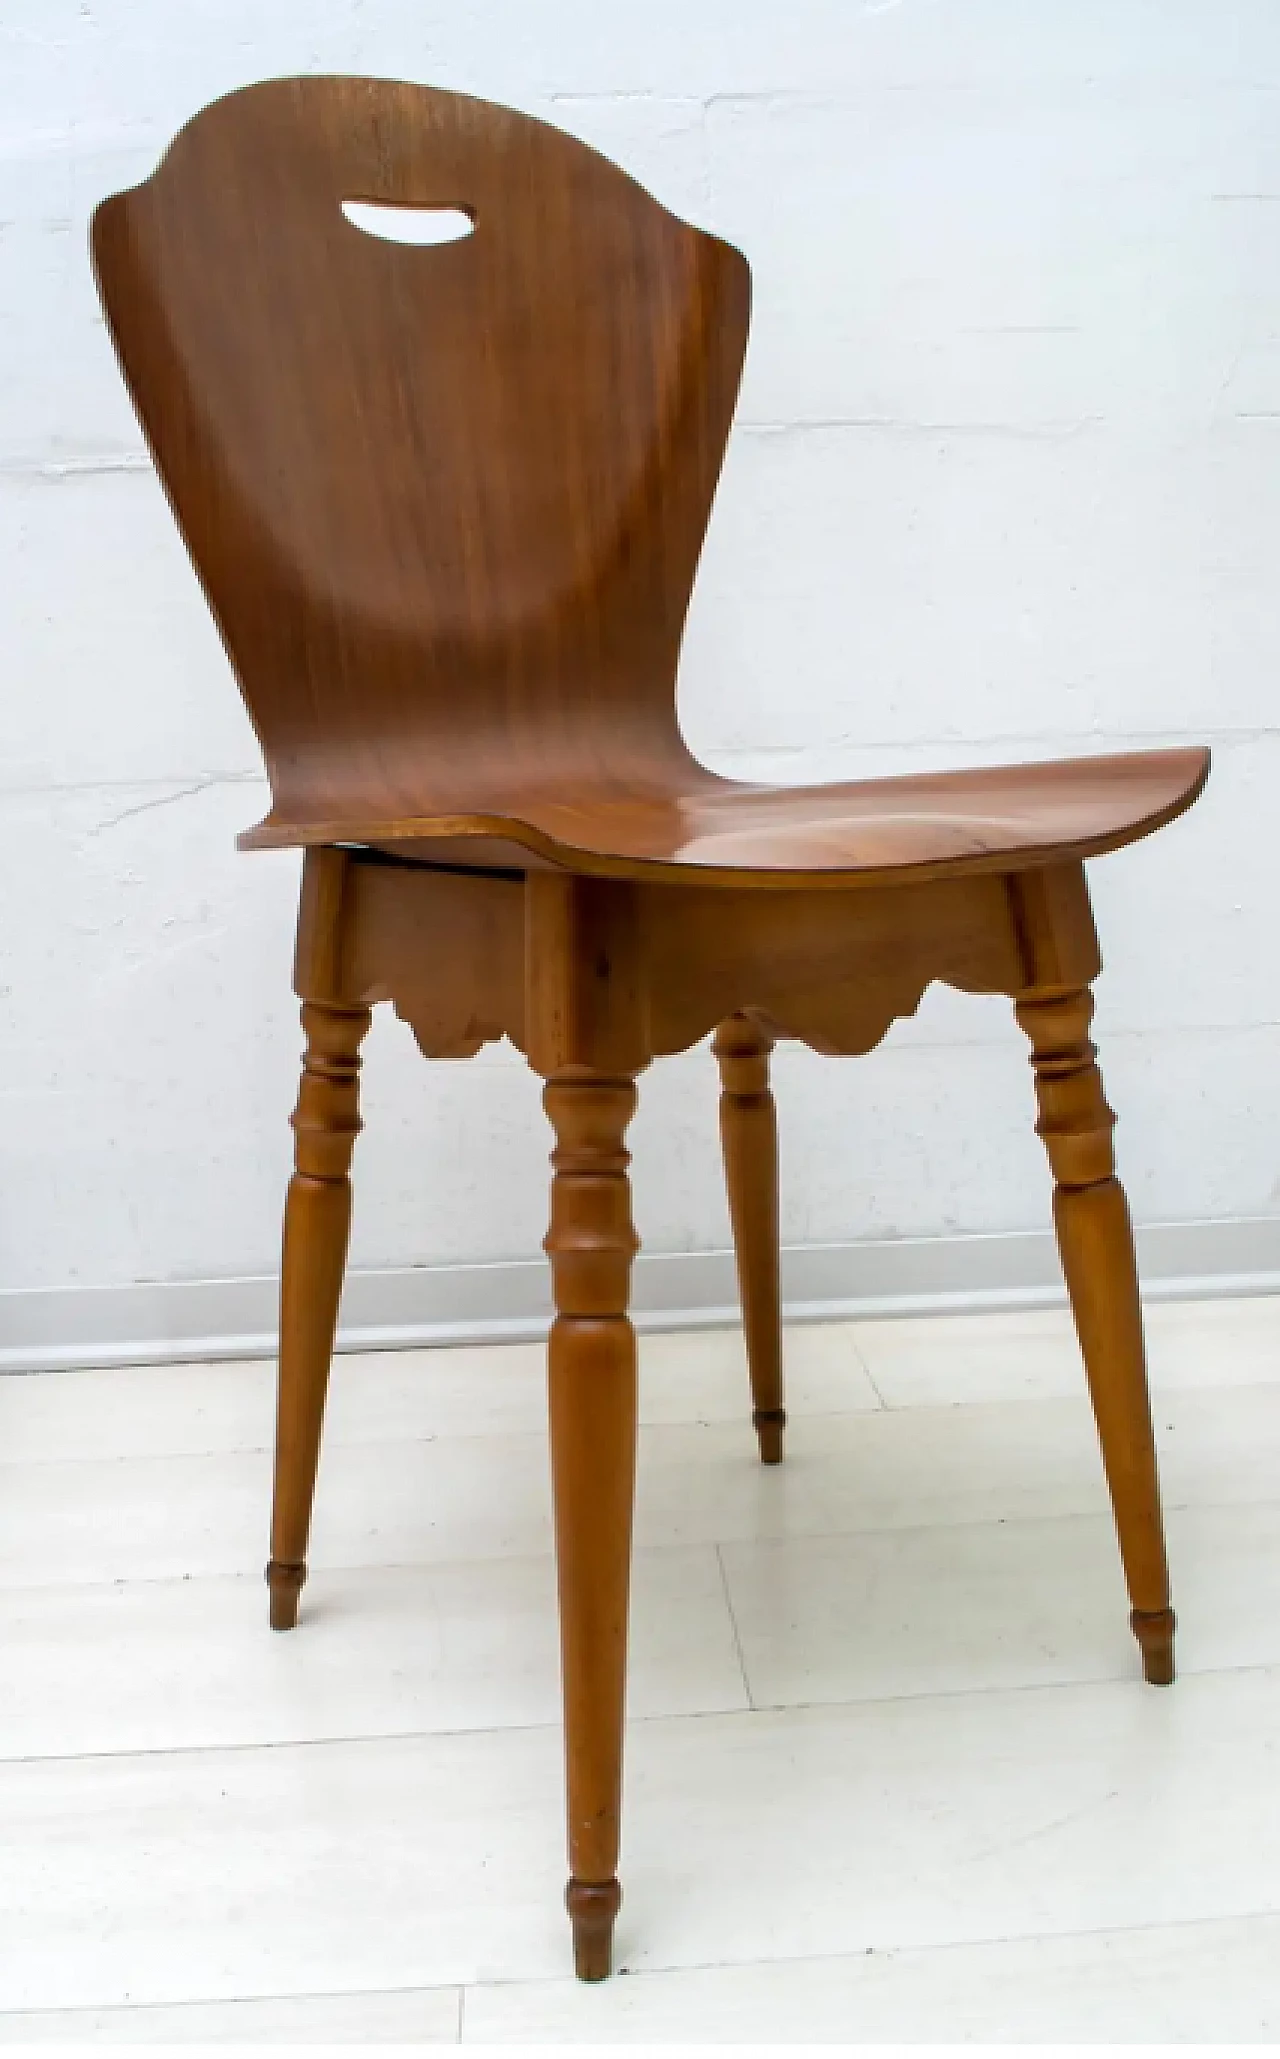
left=714, top=1014, right=785, bottom=1462
left=266, top=990, right=370, bottom=1630
left=1017, top=981, right=1174, bottom=1684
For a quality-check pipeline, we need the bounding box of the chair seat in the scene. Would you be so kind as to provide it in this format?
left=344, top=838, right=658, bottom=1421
left=244, top=745, right=1209, bottom=888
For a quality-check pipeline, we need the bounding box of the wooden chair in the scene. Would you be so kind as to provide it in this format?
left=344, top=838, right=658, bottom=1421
left=92, top=76, right=1209, bottom=1981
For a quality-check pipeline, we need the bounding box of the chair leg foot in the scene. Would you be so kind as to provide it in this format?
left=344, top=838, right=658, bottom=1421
left=567, top=1877, right=622, bottom=1982
left=752, top=1405, right=786, bottom=1464
left=266, top=1559, right=306, bottom=1631
left=1132, top=1605, right=1176, bottom=1686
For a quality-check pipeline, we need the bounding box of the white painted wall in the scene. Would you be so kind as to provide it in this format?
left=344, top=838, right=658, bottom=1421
left=2, top=1, right=1278, bottom=1318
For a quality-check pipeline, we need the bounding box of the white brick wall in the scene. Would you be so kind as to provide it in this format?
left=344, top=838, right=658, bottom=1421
left=2, top=1, right=1277, bottom=1301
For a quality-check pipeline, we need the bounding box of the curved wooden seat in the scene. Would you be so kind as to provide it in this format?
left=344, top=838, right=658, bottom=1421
left=94, top=73, right=1207, bottom=894
left=93, top=73, right=1206, bottom=1986
left=244, top=744, right=1209, bottom=888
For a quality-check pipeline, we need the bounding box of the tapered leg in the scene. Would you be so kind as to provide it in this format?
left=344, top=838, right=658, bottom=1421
left=714, top=1014, right=785, bottom=1462
left=1016, top=982, right=1174, bottom=1684
left=266, top=996, right=371, bottom=1630
left=543, top=1067, right=640, bottom=1980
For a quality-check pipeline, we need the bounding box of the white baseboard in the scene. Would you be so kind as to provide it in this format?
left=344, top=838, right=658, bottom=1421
left=2, top=1217, right=1279, bottom=1374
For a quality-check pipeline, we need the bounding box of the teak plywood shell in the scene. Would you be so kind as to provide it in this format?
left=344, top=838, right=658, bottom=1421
left=92, top=74, right=1205, bottom=886
left=92, top=74, right=1208, bottom=1982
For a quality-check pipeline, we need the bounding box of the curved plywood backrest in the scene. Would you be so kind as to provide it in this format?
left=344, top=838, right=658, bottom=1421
left=91, top=77, right=752, bottom=830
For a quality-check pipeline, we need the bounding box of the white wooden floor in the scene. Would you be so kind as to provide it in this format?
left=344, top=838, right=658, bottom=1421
left=1, top=1295, right=1279, bottom=2043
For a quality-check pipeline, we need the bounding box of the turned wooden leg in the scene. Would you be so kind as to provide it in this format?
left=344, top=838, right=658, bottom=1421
left=266, top=995, right=371, bottom=1630
left=544, top=1067, right=640, bottom=1980
left=1016, top=982, right=1174, bottom=1685
left=714, top=1014, right=785, bottom=1463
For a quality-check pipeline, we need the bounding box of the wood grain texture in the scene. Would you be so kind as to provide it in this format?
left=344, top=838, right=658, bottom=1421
left=350, top=748, right=1211, bottom=891
left=545, top=1069, right=638, bottom=1981
left=645, top=872, right=1025, bottom=1055
left=344, top=856, right=523, bottom=1060
left=1012, top=868, right=1174, bottom=1687
left=714, top=1015, right=784, bottom=1462
left=92, top=75, right=1207, bottom=891
left=268, top=854, right=370, bottom=1632
left=531, top=876, right=647, bottom=1981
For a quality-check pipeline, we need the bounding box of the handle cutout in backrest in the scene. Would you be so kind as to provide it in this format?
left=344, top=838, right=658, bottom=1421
left=341, top=200, right=475, bottom=245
